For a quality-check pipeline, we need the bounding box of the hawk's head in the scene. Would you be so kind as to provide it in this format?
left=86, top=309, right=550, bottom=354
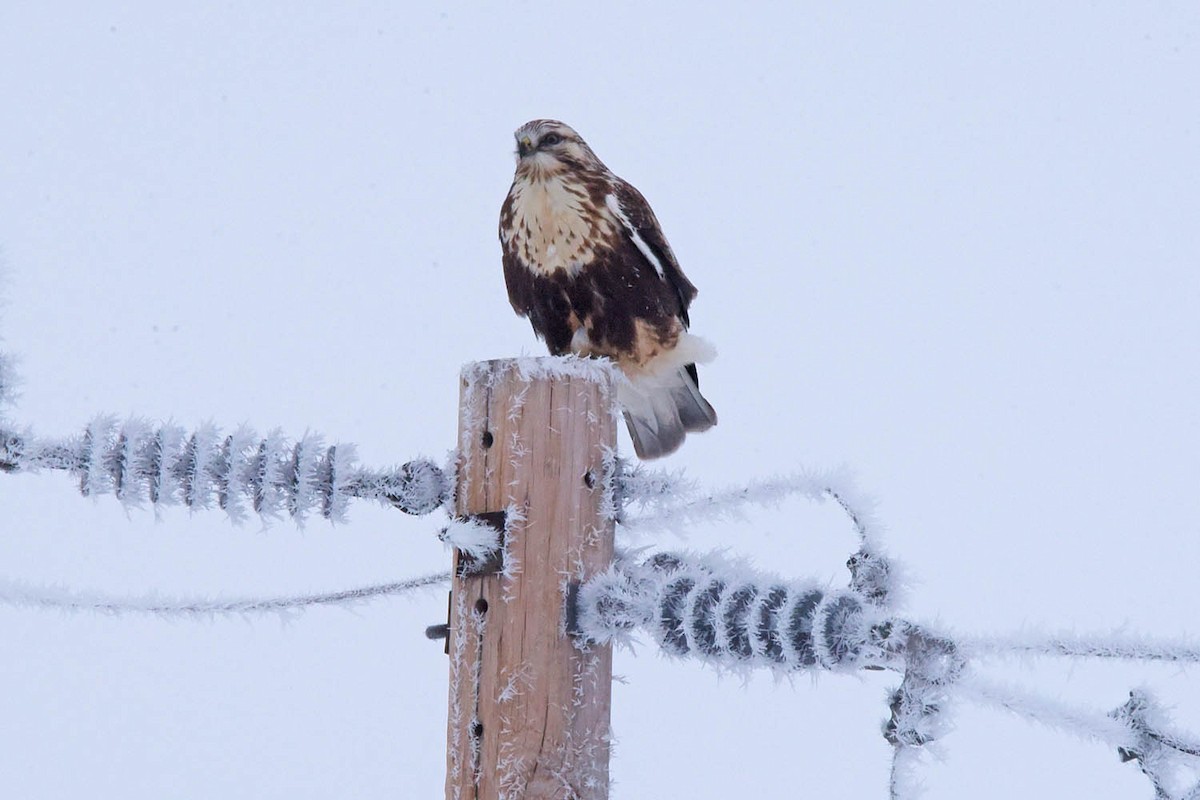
left=513, top=119, right=605, bottom=175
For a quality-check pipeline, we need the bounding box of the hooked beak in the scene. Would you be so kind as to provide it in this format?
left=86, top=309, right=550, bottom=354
left=517, top=136, right=533, bottom=158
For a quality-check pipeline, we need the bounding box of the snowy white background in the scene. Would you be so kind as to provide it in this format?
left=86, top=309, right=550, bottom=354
left=2, top=3, right=1198, bottom=797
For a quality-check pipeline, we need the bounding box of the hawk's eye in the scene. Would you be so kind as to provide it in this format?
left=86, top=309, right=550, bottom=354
left=540, top=133, right=563, bottom=147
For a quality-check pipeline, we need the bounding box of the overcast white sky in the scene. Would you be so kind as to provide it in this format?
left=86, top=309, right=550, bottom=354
left=1, top=3, right=1198, bottom=798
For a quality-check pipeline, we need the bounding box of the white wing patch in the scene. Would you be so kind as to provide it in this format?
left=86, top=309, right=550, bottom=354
left=605, top=193, right=665, bottom=280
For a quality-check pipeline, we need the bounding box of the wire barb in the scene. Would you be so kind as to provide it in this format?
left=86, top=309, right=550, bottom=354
left=884, top=626, right=964, bottom=799
left=1110, top=690, right=1200, bottom=799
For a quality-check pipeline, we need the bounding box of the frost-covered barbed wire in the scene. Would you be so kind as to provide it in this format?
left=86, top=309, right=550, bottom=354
left=960, top=629, right=1200, bottom=665
left=885, top=628, right=963, bottom=800
left=0, top=571, right=450, bottom=619
left=575, top=549, right=954, bottom=796
left=577, top=548, right=1200, bottom=798
left=908, top=659, right=1200, bottom=798
left=615, top=463, right=886, bottom=551
left=1111, top=690, right=1200, bottom=799
left=574, top=548, right=951, bottom=795
left=958, top=673, right=1143, bottom=748
left=930, top=621, right=1200, bottom=797
left=614, top=462, right=901, bottom=607
left=575, top=548, right=944, bottom=797
left=0, top=417, right=448, bottom=522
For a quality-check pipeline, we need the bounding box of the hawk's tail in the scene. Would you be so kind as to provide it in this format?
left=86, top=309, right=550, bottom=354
left=619, top=366, right=717, bottom=460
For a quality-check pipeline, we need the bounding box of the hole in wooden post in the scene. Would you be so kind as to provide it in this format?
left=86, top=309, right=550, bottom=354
left=472, top=721, right=484, bottom=738
left=474, top=598, right=489, bottom=615
left=481, top=430, right=494, bottom=449
left=583, top=469, right=596, bottom=489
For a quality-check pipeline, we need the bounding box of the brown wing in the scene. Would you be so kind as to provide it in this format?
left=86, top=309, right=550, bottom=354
left=498, top=175, right=699, bottom=363
left=499, top=189, right=575, bottom=355
left=499, top=190, right=531, bottom=316
left=610, top=178, right=698, bottom=328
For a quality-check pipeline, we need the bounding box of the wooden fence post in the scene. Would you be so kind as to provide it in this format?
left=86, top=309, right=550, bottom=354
left=446, top=359, right=616, bottom=800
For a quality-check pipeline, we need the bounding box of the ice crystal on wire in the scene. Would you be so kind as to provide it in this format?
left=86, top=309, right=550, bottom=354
left=0, top=417, right=447, bottom=522
left=576, top=550, right=890, bottom=676
left=441, top=516, right=502, bottom=562
left=0, top=571, right=449, bottom=618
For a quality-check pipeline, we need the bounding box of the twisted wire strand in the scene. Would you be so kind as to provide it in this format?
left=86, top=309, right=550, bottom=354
left=576, top=550, right=895, bottom=675
left=578, top=546, right=1200, bottom=799
left=6, top=339, right=1200, bottom=797
left=615, top=464, right=885, bottom=543
left=0, top=571, right=450, bottom=618
left=0, top=418, right=448, bottom=521
left=959, top=630, right=1200, bottom=665
left=884, top=628, right=963, bottom=799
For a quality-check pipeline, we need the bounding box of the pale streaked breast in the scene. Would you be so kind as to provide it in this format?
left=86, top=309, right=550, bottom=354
left=505, top=174, right=615, bottom=277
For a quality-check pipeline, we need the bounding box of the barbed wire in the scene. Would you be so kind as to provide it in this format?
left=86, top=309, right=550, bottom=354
left=614, top=462, right=885, bottom=549
left=959, top=630, right=1200, bottom=665
left=0, top=417, right=449, bottom=522
left=954, top=676, right=1200, bottom=797
left=573, top=545, right=953, bottom=799
left=6, top=343, right=1200, bottom=796
left=604, top=416, right=1200, bottom=797
left=4, top=441, right=1199, bottom=796
left=0, top=570, right=450, bottom=619
left=572, top=542, right=1200, bottom=799
left=604, top=463, right=1200, bottom=797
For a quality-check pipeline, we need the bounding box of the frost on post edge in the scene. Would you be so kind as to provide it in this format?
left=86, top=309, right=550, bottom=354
left=0, top=417, right=448, bottom=522
left=460, top=354, right=622, bottom=387
left=459, top=355, right=623, bottom=425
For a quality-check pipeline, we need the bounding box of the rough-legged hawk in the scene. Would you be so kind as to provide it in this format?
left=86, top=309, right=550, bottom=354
left=499, top=119, right=716, bottom=459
